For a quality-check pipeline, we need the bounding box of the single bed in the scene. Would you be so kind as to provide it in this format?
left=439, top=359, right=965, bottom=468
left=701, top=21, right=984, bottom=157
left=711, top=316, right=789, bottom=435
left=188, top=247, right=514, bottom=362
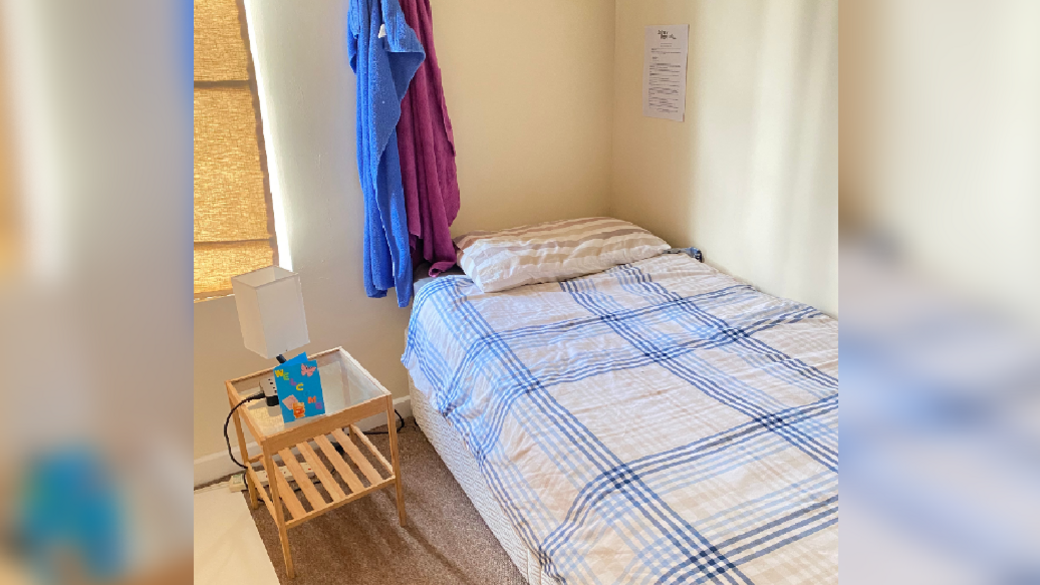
left=403, top=253, right=838, bottom=584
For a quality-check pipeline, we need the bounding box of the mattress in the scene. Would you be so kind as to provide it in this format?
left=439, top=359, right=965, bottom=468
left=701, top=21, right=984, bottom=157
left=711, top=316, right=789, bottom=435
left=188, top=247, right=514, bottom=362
left=403, top=254, right=839, bottom=584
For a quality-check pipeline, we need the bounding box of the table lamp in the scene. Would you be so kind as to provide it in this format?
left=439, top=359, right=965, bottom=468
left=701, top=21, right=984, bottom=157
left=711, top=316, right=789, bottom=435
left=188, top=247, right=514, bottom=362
left=232, top=266, right=310, bottom=407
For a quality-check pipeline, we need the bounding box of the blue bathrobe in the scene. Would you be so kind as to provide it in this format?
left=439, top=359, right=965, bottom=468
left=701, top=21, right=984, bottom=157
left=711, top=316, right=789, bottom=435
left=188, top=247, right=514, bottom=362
left=348, top=0, right=425, bottom=306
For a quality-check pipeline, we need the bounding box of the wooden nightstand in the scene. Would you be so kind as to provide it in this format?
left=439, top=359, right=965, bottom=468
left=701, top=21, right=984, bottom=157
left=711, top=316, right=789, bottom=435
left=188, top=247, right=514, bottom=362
left=226, top=347, right=405, bottom=578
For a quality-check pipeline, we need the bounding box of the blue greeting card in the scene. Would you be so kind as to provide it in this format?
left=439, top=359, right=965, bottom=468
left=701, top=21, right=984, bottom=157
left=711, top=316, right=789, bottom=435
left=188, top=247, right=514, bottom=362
left=273, top=353, right=325, bottom=421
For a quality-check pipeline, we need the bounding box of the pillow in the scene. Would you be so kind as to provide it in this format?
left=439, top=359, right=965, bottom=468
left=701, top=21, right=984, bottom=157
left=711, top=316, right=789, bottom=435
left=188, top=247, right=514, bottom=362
left=455, top=217, right=669, bottom=293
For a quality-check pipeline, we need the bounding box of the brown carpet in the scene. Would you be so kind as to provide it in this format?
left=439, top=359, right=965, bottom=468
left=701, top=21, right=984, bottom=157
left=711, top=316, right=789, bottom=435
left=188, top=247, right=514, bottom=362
left=246, top=419, right=527, bottom=584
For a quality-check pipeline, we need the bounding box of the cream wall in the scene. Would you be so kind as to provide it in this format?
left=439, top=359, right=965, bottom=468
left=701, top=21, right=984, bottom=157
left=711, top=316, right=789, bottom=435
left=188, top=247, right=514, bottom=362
left=610, top=0, right=838, bottom=315
left=194, top=0, right=615, bottom=460
left=436, top=0, right=615, bottom=234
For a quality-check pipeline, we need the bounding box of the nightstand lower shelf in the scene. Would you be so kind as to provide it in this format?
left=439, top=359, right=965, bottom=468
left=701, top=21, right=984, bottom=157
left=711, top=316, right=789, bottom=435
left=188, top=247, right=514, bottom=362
left=248, top=424, right=399, bottom=529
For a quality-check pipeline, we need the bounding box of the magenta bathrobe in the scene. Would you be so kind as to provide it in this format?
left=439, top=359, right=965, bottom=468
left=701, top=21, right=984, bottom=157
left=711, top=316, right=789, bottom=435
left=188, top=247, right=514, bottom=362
left=395, top=0, right=461, bottom=276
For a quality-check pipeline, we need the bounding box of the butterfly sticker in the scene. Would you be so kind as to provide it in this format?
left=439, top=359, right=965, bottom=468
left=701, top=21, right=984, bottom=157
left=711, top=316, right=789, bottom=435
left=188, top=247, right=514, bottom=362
left=301, top=363, right=316, bottom=377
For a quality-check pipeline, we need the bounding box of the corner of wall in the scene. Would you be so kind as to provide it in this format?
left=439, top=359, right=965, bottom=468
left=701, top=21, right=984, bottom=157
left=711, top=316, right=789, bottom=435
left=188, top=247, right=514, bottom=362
left=606, top=0, right=622, bottom=219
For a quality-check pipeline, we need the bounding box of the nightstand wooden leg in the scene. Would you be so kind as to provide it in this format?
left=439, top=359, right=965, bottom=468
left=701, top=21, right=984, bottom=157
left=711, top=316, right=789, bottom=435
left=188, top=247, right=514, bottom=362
left=265, top=451, right=295, bottom=578
left=231, top=406, right=259, bottom=510
left=386, top=397, right=407, bottom=527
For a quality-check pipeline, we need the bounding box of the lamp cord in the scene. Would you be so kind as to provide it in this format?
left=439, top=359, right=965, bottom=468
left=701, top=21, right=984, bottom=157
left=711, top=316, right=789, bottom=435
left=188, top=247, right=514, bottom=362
left=364, top=409, right=406, bottom=435
left=224, top=392, right=265, bottom=469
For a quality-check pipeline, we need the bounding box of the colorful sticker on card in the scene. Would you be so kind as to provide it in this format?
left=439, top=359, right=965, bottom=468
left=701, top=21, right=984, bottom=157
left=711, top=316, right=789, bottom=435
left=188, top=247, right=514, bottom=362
left=273, top=353, right=325, bottom=421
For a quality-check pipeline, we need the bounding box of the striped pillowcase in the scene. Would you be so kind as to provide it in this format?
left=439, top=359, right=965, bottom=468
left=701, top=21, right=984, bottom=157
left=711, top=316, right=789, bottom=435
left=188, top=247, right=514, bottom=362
left=455, top=217, right=670, bottom=293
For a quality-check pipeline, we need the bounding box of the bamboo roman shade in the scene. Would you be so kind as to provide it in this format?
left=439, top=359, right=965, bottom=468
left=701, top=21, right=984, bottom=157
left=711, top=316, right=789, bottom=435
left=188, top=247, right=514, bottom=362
left=194, top=0, right=276, bottom=298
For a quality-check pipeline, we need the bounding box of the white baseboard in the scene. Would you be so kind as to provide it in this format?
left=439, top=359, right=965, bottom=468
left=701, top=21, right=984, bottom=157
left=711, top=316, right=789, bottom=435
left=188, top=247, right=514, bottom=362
left=194, top=396, right=413, bottom=487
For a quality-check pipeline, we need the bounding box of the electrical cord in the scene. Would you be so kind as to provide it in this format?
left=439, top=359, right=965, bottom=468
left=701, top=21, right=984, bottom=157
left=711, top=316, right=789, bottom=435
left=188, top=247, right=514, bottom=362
left=364, top=408, right=406, bottom=435
left=224, top=392, right=265, bottom=469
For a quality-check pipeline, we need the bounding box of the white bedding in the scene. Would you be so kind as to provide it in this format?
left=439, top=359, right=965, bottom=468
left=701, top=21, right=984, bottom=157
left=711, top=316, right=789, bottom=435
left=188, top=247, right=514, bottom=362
left=404, top=254, right=839, bottom=584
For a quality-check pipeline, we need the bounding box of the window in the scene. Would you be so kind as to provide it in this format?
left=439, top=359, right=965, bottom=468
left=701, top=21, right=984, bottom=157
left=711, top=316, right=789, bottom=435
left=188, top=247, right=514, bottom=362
left=194, top=0, right=276, bottom=299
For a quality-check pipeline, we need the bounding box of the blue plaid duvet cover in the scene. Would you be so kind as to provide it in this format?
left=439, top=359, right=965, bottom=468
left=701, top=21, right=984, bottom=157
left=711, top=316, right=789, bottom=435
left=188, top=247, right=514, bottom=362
left=402, top=254, right=838, bottom=584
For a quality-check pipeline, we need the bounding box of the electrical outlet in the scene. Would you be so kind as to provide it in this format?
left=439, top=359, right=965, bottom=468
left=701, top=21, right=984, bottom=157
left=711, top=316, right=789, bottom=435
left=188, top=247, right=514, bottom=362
left=262, top=375, right=277, bottom=395
left=262, top=375, right=278, bottom=406
left=228, top=473, right=246, bottom=492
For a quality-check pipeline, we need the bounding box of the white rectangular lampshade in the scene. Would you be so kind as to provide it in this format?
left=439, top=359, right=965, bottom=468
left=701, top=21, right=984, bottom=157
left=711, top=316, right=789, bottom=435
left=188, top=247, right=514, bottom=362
left=231, top=266, right=310, bottom=359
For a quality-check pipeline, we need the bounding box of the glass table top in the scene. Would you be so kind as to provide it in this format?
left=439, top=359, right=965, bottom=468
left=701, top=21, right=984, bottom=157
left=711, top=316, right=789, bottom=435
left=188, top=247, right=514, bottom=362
left=230, top=348, right=388, bottom=438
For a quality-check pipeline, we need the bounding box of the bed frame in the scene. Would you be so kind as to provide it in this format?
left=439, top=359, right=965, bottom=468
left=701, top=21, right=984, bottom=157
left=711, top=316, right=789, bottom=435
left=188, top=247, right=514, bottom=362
left=409, top=376, right=551, bottom=584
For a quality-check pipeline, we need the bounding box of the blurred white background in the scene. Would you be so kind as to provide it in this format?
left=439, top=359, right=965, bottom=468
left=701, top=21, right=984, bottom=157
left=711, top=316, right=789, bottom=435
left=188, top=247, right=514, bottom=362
left=0, top=0, right=192, bottom=582
left=842, top=1, right=1040, bottom=583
